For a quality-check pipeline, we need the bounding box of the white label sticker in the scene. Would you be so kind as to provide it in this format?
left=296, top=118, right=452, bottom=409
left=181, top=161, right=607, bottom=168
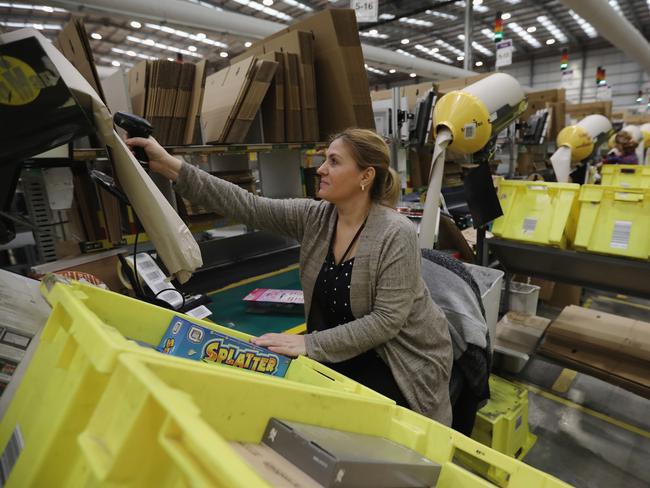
left=522, top=218, right=537, bottom=235
left=0, top=425, right=24, bottom=484
left=186, top=305, right=212, bottom=320
left=611, top=221, right=632, bottom=249
left=464, top=123, right=476, bottom=139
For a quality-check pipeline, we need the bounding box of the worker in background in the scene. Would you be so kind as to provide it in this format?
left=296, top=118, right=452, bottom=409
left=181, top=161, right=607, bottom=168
left=127, top=129, right=454, bottom=426
left=602, top=131, right=639, bottom=165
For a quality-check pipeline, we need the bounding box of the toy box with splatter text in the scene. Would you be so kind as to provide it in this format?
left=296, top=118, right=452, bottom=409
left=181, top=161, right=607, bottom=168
left=157, top=316, right=291, bottom=377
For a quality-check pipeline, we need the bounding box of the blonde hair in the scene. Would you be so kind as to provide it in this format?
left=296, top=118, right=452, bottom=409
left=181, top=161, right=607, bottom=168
left=329, top=128, right=401, bottom=207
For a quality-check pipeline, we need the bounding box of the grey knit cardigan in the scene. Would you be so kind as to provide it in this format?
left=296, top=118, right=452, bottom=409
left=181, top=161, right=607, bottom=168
left=175, top=162, right=453, bottom=425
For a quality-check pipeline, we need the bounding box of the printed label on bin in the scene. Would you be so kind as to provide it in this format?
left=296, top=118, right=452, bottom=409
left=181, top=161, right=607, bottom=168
left=522, top=217, right=537, bottom=235
left=610, top=221, right=632, bottom=249
left=158, top=316, right=291, bottom=377
left=463, top=123, right=476, bottom=139
left=0, top=425, right=24, bottom=484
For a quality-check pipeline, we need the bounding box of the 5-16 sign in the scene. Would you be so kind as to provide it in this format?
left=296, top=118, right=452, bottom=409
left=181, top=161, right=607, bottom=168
left=351, top=0, right=378, bottom=23
left=496, top=39, right=513, bottom=68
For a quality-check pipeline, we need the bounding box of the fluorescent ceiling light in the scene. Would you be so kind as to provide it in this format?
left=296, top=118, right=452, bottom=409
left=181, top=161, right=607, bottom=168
left=379, top=13, right=395, bottom=20
left=130, top=21, right=142, bottom=28
left=454, top=1, right=488, bottom=13
left=568, top=10, right=598, bottom=38
left=396, top=48, right=415, bottom=58
left=425, top=10, right=457, bottom=20
left=283, top=0, right=313, bottom=11
left=244, top=41, right=252, bottom=47
left=435, top=38, right=465, bottom=56
left=0, top=20, right=61, bottom=30
left=508, top=22, right=542, bottom=48
left=409, top=72, right=417, bottom=78
left=536, top=16, right=568, bottom=43
left=360, top=30, right=389, bottom=39
left=389, top=68, right=396, bottom=73
left=414, top=43, right=453, bottom=63
left=366, top=65, right=387, bottom=76
left=401, top=39, right=410, bottom=44
left=0, top=3, right=66, bottom=12
left=546, top=38, right=556, bottom=45
left=526, top=26, right=536, bottom=33
left=91, top=32, right=102, bottom=40
left=398, top=17, right=433, bottom=27
left=111, top=60, right=120, bottom=67
left=458, top=34, right=494, bottom=56
left=232, top=0, right=292, bottom=21
left=475, top=61, right=483, bottom=66
left=502, top=12, right=511, bottom=20
left=126, top=35, right=203, bottom=58
left=145, top=23, right=228, bottom=48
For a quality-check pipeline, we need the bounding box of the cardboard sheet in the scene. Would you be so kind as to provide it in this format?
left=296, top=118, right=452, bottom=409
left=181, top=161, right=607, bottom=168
left=540, top=305, right=650, bottom=398
left=496, top=312, right=551, bottom=356
left=183, top=59, right=206, bottom=145
left=201, top=56, right=258, bottom=144
left=283, top=53, right=303, bottom=142
left=235, top=9, right=374, bottom=140
left=1, top=29, right=202, bottom=283
left=226, top=59, right=278, bottom=143
left=259, top=52, right=285, bottom=143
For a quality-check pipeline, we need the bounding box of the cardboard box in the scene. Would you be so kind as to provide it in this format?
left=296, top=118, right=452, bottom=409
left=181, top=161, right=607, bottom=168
left=547, top=283, right=582, bottom=308
left=259, top=52, right=285, bottom=143
left=233, top=30, right=318, bottom=141
left=284, top=52, right=303, bottom=142
left=226, top=59, right=278, bottom=143
left=496, top=312, right=551, bottom=356
left=540, top=306, right=650, bottom=398
left=262, top=418, right=441, bottom=487
left=200, top=56, right=258, bottom=144
left=238, top=9, right=374, bottom=140
left=434, top=73, right=491, bottom=96
left=566, top=101, right=612, bottom=122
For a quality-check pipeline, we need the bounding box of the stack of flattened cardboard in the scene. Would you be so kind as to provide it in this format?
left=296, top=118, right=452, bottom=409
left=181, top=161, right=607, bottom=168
left=183, top=60, right=206, bottom=145
left=235, top=8, right=374, bottom=141
left=259, top=52, right=285, bottom=143
left=128, top=60, right=196, bottom=145
left=200, top=56, right=278, bottom=144
left=234, top=30, right=317, bottom=141
left=55, top=17, right=105, bottom=103
left=540, top=305, right=650, bottom=399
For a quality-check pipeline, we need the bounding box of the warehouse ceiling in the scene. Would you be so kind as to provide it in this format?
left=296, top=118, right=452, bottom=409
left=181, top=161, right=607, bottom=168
left=1, top=0, right=650, bottom=87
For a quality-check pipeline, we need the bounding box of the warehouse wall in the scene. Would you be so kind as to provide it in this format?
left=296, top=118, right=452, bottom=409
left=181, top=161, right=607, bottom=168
left=500, top=47, right=650, bottom=110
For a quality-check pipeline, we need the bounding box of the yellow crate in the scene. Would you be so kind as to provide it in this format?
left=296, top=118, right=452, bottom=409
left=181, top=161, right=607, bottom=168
left=2, top=351, right=568, bottom=487
left=0, top=278, right=392, bottom=487
left=601, top=164, right=650, bottom=189
left=458, top=376, right=537, bottom=486
left=492, top=180, right=581, bottom=248
left=573, top=185, right=650, bottom=259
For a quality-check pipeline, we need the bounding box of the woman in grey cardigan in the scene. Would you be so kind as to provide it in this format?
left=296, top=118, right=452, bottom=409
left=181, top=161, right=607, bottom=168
left=127, top=129, right=453, bottom=425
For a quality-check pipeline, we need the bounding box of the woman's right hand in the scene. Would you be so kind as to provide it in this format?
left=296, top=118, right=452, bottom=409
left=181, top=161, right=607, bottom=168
left=125, top=136, right=183, bottom=181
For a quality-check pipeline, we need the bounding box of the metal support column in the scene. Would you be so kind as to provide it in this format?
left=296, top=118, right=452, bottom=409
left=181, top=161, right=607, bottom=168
left=463, top=0, right=473, bottom=70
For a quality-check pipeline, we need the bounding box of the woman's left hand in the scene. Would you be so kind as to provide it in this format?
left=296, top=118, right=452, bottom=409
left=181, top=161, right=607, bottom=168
left=251, top=333, right=306, bottom=357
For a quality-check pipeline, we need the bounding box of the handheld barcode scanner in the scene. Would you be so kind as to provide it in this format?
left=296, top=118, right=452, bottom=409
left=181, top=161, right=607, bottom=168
left=113, top=111, right=153, bottom=163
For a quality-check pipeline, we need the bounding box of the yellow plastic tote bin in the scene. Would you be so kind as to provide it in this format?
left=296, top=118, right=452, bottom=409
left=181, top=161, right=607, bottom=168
left=573, top=185, right=650, bottom=259
left=0, top=278, right=390, bottom=487
left=458, top=376, right=537, bottom=486
left=3, top=352, right=569, bottom=487
left=492, top=180, right=581, bottom=248
left=601, top=164, right=650, bottom=189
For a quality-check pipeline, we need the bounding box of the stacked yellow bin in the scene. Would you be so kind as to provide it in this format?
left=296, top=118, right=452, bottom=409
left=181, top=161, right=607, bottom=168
left=573, top=185, right=650, bottom=260
left=458, top=376, right=538, bottom=486
left=600, top=164, right=650, bottom=189
left=492, top=180, right=581, bottom=248
left=0, top=278, right=570, bottom=487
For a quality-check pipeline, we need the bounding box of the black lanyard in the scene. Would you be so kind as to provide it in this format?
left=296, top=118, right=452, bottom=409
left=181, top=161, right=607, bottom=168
left=330, top=216, right=367, bottom=265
